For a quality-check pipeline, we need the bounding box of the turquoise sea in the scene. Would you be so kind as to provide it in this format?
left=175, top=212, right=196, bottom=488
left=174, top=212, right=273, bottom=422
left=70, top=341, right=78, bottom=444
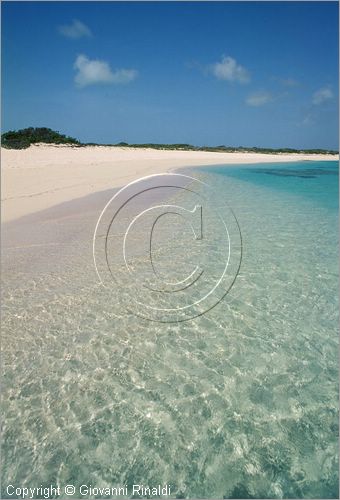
left=1, top=161, right=338, bottom=498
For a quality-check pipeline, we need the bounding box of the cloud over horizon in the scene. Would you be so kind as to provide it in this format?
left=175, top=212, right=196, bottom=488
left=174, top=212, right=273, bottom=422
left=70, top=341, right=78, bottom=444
left=58, top=19, right=92, bottom=39
left=278, top=77, right=299, bottom=87
left=245, top=91, right=273, bottom=107
left=211, top=56, right=250, bottom=84
left=74, top=55, right=138, bottom=87
left=312, top=87, right=334, bottom=105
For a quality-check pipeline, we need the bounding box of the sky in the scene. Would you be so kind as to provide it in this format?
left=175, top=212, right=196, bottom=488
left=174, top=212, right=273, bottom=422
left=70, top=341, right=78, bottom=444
left=2, top=1, right=339, bottom=149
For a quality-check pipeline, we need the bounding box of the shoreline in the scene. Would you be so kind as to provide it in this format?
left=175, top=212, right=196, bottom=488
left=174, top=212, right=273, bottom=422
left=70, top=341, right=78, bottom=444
left=1, top=144, right=338, bottom=223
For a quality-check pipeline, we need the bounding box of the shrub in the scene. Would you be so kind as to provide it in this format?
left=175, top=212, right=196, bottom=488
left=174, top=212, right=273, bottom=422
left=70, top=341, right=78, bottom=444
left=1, top=127, right=80, bottom=149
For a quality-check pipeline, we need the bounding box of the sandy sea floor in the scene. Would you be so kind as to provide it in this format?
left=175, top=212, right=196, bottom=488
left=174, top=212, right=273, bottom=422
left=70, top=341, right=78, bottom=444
left=1, top=151, right=339, bottom=498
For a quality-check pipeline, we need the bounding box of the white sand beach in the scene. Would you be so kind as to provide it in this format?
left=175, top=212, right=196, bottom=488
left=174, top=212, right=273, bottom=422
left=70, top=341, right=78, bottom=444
left=1, top=144, right=338, bottom=222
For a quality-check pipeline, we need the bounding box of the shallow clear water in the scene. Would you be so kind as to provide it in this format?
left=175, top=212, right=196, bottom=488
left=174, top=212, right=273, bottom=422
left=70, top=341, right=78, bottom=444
left=1, top=161, right=338, bottom=498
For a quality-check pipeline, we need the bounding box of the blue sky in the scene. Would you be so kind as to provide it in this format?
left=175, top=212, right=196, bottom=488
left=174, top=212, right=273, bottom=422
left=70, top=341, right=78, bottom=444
left=2, top=1, right=339, bottom=149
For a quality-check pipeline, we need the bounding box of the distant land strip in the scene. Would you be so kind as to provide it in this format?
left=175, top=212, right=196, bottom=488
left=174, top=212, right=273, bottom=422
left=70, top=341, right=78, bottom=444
left=2, top=127, right=338, bottom=155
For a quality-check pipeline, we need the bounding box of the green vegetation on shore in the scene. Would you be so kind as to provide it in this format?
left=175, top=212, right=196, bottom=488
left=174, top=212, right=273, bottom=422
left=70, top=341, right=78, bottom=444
left=2, top=127, right=80, bottom=149
left=1, top=127, right=338, bottom=155
left=110, top=142, right=338, bottom=155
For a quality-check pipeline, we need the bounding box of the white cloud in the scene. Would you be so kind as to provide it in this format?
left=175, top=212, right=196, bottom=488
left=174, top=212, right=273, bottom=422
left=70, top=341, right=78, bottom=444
left=74, top=55, right=138, bottom=87
left=59, top=19, right=92, bottom=39
left=301, top=113, right=314, bottom=126
left=245, top=91, right=273, bottom=107
left=279, top=77, right=299, bottom=87
left=312, top=87, right=333, bottom=105
left=211, top=56, right=250, bottom=84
